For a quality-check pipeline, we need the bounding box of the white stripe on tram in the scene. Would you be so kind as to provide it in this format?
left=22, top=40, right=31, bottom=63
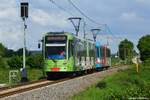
left=46, top=44, right=66, bottom=47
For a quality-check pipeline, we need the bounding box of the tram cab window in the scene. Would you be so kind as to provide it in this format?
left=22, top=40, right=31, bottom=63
left=45, top=46, right=66, bottom=59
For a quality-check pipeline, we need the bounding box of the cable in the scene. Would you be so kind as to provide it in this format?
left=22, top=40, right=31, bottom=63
left=49, top=0, right=74, bottom=16
left=68, top=0, right=105, bottom=26
left=49, top=0, right=120, bottom=42
left=67, top=0, right=118, bottom=40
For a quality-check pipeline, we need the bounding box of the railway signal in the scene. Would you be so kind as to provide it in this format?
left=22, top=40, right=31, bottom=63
left=20, top=1, right=29, bottom=82
left=68, top=17, right=82, bottom=36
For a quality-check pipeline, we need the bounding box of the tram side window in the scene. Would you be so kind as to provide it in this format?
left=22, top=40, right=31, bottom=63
left=96, top=47, right=100, bottom=58
left=100, top=47, right=104, bottom=58
left=69, top=40, right=73, bottom=58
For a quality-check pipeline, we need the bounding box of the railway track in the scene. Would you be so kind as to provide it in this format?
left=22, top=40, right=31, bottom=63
left=0, top=65, right=127, bottom=99
left=0, top=78, right=70, bottom=98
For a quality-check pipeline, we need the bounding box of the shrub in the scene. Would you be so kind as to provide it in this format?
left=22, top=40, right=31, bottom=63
left=105, top=84, right=150, bottom=99
left=137, top=35, right=150, bottom=61
left=143, top=58, right=150, bottom=66
left=96, top=81, right=107, bottom=89
left=26, top=54, right=43, bottom=69
left=7, top=55, right=23, bottom=68
left=0, top=57, right=8, bottom=69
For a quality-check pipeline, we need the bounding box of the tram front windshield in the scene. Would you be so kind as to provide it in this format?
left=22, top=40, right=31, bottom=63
left=45, top=46, right=66, bottom=59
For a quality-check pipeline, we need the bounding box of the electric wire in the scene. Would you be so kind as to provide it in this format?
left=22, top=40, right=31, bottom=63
left=68, top=0, right=105, bottom=26
left=49, top=0, right=121, bottom=42
left=67, top=0, right=119, bottom=40
left=49, top=0, right=74, bottom=16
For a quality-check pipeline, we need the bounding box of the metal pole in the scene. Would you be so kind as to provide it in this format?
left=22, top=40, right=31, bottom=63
left=21, top=19, right=28, bottom=82
left=20, top=2, right=28, bottom=82
left=23, top=20, right=26, bottom=69
left=68, top=17, right=82, bottom=36
left=83, top=21, right=86, bottom=39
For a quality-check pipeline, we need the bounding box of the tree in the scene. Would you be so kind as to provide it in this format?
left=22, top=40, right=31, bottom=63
left=0, top=43, right=6, bottom=57
left=26, top=54, right=43, bottom=69
left=7, top=55, right=23, bottom=68
left=137, top=35, right=150, bottom=61
left=119, top=39, right=134, bottom=62
left=5, top=49, right=15, bottom=57
left=15, top=48, right=29, bottom=56
left=0, top=56, right=8, bottom=69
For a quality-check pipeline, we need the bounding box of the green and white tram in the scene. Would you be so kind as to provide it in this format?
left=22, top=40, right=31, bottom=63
left=41, top=32, right=96, bottom=77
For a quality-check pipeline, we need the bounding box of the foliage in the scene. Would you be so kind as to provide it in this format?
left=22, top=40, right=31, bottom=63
left=26, top=54, right=43, bottom=68
left=119, top=39, right=134, bottom=63
left=27, top=68, right=43, bottom=81
left=72, top=65, right=150, bottom=100
left=96, top=81, right=107, bottom=89
left=137, top=35, right=150, bottom=61
left=0, top=57, right=8, bottom=69
left=0, top=43, right=6, bottom=57
left=7, top=55, right=23, bottom=68
left=5, top=49, right=15, bottom=57
left=106, top=84, right=150, bottom=99
left=143, top=58, right=150, bottom=66
left=0, top=67, right=43, bottom=84
left=15, top=48, right=29, bottom=56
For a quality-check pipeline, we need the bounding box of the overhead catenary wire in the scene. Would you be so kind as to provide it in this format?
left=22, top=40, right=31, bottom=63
left=49, top=0, right=74, bottom=16
left=49, top=0, right=121, bottom=42
left=67, top=0, right=119, bottom=40
left=68, top=0, right=105, bottom=26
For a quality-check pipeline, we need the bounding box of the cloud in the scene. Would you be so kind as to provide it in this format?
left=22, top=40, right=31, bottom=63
left=0, top=0, right=23, bottom=50
left=30, top=9, right=69, bottom=28
left=136, top=0, right=150, bottom=5
left=119, top=12, right=143, bottom=22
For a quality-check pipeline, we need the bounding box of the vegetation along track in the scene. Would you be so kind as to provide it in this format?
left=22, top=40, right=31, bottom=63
left=0, top=65, right=127, bottom=99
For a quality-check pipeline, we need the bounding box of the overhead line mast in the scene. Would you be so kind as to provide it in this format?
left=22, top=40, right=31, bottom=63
left=67, top=0, right=119, bottom=40
left=49, top=0, right=120, bottom=42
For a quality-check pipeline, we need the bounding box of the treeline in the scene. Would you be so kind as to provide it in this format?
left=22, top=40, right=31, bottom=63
left=0, top=43, right=43, bottom=69
left=118, top=34, right=150, bottom=65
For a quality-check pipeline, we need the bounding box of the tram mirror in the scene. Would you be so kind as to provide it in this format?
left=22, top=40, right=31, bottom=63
left=38, top=43, right=41, bottom=48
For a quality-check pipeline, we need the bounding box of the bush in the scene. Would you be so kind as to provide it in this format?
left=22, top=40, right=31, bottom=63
left=7, top=55, right=23, bottom=68
left=96, top=81, right=107, bottom=89
left=0, top=57, right=8, bottom=69
left=106, top=86, right=150, bottom=99
left=26, top=54, right=43, bottom=69
left=143, top=58, right=150, bottom=66
left=137, top=35, right=150, bottom=61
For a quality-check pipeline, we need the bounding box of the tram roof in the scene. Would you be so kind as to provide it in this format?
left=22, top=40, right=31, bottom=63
left=43, top=32, right=95, bottom=44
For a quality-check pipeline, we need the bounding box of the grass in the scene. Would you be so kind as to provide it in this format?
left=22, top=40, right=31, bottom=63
left=111, top=57, right=120, bottom=66
left=71, top=65, right=150, bottom=100
left=0, top=67, right=43, bottom=85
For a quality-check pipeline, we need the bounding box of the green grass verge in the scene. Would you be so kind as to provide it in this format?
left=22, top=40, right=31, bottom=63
left=111, top=57, right=120, bottom=66
left=0, top=68, right=43, bottom=85
left=72, top=65, right=150, bottom=100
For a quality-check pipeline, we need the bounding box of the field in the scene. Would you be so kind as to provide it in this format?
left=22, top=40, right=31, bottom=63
left=72, top=65, right=150, bottom=100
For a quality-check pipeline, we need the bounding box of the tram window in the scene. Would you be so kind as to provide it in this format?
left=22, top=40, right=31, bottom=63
left=96, top=47, right=100, bottom=58
left=100, top=47, right=103, bottom=57
left=69, top=41, right=73, bottom=58
left=45, top=46, right=66, bottom=59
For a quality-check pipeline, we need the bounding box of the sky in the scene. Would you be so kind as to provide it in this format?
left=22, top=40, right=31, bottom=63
left=0, top=0, right=150, bottom=53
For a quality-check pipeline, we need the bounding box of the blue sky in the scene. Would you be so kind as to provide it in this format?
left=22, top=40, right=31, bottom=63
left=0, top=0, right=150, bottom=53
